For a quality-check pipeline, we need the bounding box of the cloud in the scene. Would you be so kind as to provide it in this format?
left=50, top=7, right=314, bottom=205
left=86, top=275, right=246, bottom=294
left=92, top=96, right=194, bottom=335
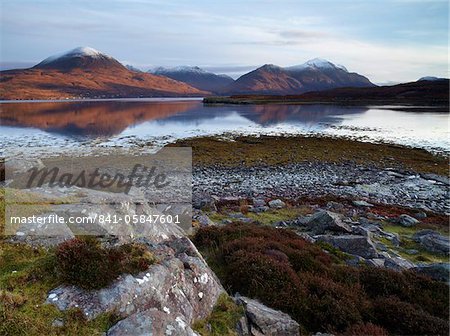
left=277, top=29, right=330, bottom=39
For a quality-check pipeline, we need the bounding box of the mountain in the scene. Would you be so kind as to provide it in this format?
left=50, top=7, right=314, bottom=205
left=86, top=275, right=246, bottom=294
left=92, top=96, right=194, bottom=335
left=0, top=47, right=207, bottom=100
left=207, top=79, right=449, bottom=106
left=222, top=58, right=375, bottom=95
left=149, top=66, right=234, bottom=92
left=418, top=76, right=447, bottom=82
left=125, top=64, right=143, bottom=72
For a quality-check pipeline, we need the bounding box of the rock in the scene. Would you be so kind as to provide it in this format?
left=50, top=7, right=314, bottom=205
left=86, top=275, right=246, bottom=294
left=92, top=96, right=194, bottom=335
left=236, top=315, right=250, bottom=336
left=315, top=235, right=378, bottom=259
left=193, top=193, right=218, bottom=211
left=403, top=249, right=419, bottom=255
left=235, top=296, right=299, bottom=336
left=419, top=173, right=450, bottom=186
left=296, top=232, right=316, bottom=244
left=326, top=201, right=344, bottom=211
left=352, top=200, right=374, bottom=207
left=412, top=230, right=450, bottom=254
left=193, top=212, right=216, bottom=227
left=305, top=211, right=352, bottom=235
left=252, top=198, right=267, bottom=207
left=398, top=214, right=420, bottom=227
left=9, top=186, right=187, bottom=246
left=268, top=199, right=286, bottom=209
left=107, top=308, right=197, bottom=336
left=375, top=242, right=388, bottom=252
left=382, top=255, right=416, bottom=271
left=365, top=258, right=385, bottom=268
left=249, top=206, right=270, bottom=213
left=51, top=318, right=64, bottom=328
left=46, top=237, right=224, bottom=334
left=413, top=211, right=427, bottom=219
left=412, top=263, right=450, bottom=283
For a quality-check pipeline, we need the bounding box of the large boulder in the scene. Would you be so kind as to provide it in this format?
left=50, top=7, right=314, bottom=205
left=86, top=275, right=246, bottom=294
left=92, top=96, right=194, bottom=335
left=412, top=230, right=450, bottom=255
left=305, top=211, right=352, bottom=235
left=46, top=237, right=224, bottom=335
left=315, top=235, right=378, bottom=259
left=412, top=263, right=450, bottom=283
left=235, top=296, right=300, bottom=336
left=381, top=254, right=416, bottom=271
left=107, top=308, right=197, bottom=336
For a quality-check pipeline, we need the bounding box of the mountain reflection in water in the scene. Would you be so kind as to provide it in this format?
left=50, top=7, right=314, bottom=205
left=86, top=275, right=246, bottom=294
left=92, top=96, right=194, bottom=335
left=0, top=100, right=367, bottom=138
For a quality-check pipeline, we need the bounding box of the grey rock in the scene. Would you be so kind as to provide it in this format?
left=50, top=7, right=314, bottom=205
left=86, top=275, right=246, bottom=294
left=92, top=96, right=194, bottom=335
left=51, top=318, right=64, bottom=328
left=315, top=235, right=378, bottom=259
left=235, top=296, right=299, bottom=336
left=46, top=237, right=224, bottom=334
left=296, top=232, right=316, bottom=244
left=365, top=258, right=385, bottom=268
left=193, top=212, right=216, bottom=227
left=413, top=211, right=427, bottom=219
left=352, top=200, right=374, bottom=207
left=398, top=214, right=420, bottom=227
left=249, top=206, right=270, bottom=213
left=382, top=255, right=416, bottom=271
left=412, top=230, right=450, bottom=254
left=193, top=193, right=218, bottom=211
left=268, top=199, right=286, bottom=209
left=412, top=263, right=450, bottom=283
left=305, top=211, right=352, bottom=235
left=420, top=173, right=450, bottom=186
left=236, top=315, right=250, bottom=336
left=252, top=198, right=267, bottom=207
left=403, top=249, right=419, bottom=255
left=107, top=308, right=196, bottom=336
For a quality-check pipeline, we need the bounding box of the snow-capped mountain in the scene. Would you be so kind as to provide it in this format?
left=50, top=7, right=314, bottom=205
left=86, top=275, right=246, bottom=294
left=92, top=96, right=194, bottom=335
left=285, top=58, right=348, bottom=72
left=149, top=66, right=234, bottom=92
left=222, top=58, right=374, bottom=95
left=34, top=46, right=124, bottom=70
left=1, top=47, right=207, bottom=99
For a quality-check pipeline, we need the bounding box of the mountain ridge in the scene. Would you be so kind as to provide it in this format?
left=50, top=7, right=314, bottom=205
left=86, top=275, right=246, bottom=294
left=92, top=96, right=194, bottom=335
left=0, top=47, right=208, bottom=100
left=149, top=66, right=234, bottom=92
left=221, top=58, right=375, bottom=95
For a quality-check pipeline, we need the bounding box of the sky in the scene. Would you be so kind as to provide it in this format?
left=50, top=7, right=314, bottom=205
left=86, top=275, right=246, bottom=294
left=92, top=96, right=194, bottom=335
left=0, top=0, right=448, bottom=84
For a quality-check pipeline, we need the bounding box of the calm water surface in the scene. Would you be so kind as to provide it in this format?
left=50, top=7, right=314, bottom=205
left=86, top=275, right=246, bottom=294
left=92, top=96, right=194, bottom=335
left=0, top=99, right=448, bottom=153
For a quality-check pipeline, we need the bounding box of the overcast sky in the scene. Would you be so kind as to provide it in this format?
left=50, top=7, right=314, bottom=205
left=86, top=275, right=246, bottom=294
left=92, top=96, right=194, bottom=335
left=1, top=0, right=448, bottom=83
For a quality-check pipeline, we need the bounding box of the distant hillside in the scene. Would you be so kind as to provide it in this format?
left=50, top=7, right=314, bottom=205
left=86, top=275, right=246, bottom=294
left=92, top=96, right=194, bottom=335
left=149, top=66, right=234, bottom=92
left=205, top=79, right=449, bottom=106
left=0, top=47, right=207, bottom=100
left=221, top=58, right=375, bottom=95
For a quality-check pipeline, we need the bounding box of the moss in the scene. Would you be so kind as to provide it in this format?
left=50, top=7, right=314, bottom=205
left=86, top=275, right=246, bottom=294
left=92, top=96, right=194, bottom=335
left=246, top=207, right=304, bottom=225
left=192, top=293, right=244, bottom=336
left=375, top=230, right=449, bottom=264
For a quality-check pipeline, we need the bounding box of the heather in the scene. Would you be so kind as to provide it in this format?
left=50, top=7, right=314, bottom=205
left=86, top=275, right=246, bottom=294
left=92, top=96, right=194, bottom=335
left=193, top=223, right=449, bottom=335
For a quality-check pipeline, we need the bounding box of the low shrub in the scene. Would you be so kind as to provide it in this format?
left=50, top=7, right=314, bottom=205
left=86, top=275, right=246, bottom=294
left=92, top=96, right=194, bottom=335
left=372, top=296, right=449, bottom=336
left=344, top=322, right=388, bottom=336
left=55, top=238, right=155, bottom=289
left=193, top=223, right=449, bottom=335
